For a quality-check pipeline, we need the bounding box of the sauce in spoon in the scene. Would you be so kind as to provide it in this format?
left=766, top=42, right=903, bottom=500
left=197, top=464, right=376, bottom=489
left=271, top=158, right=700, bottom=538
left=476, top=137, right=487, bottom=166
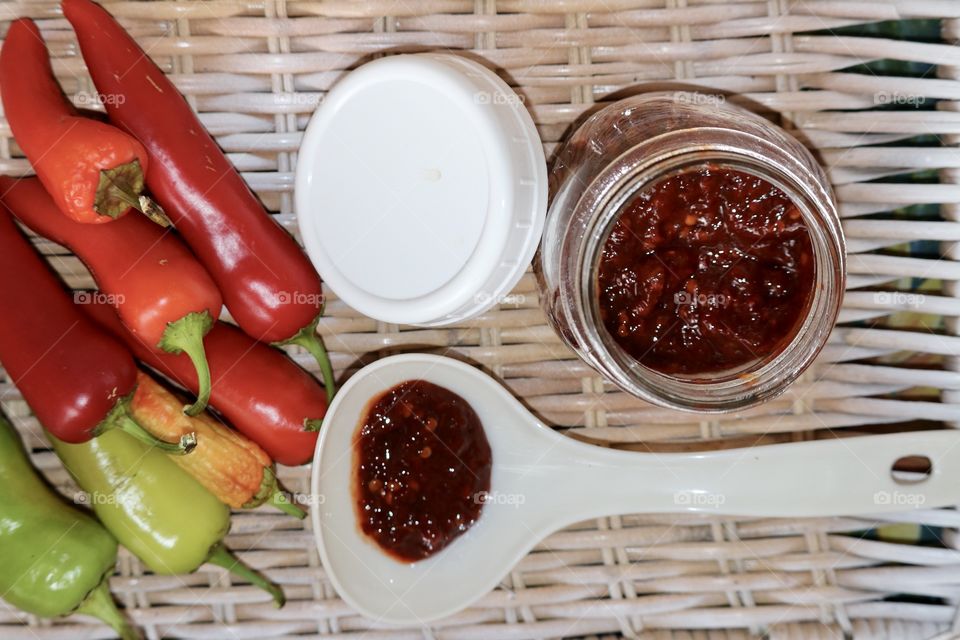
left=354, top=380, right=492, bottom=562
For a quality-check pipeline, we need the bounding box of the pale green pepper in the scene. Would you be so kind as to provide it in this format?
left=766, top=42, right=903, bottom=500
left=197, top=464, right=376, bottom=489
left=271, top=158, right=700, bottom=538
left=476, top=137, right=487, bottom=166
left=50, top=428, right=284, bottom=605
left=0, top=414, right=136, bottom=639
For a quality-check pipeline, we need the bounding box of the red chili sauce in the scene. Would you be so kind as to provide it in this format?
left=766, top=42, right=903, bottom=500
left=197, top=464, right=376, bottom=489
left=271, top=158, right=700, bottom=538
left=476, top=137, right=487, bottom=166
left=597, top=166, right=814, bottom=376
left=355, top=380, right=492, bottom=562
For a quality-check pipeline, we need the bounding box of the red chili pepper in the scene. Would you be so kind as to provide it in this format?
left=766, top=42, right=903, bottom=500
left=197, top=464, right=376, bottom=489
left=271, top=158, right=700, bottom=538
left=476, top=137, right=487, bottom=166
left=86, top=302, right=326, bottom=466
left=0, top=176, right=220, bottom=415
left=0, top=19, right=159, bottom=224
left=63, top=0, right=335, bottom=401
left=0, top=204, right=193, bottom=453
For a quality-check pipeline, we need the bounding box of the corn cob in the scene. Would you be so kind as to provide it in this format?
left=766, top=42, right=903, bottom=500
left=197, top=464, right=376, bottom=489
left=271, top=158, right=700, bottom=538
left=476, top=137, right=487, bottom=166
left=131, top=370, right=304, bottom=518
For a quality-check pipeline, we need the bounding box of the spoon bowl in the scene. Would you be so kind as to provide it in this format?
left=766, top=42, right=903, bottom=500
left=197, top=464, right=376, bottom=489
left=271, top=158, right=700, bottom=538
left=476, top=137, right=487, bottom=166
left=311, top=354, right=960, bottom=625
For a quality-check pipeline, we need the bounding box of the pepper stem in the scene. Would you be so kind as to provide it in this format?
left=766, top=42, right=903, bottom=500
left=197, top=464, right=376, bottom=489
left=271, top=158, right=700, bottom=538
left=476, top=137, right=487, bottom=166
left=94, top=159, right=149, bottom=219
left=97, top=396, right=197, bottom=454
left=74, top=577, right=140, bottom=640
left=95, top=160, right=171, bottom=225
left=207, top=544, right=285, bottom=608
left=270, top=490, right=306, bottom=519
left=137, top=195, right=172, bottom=227
left=276, top=315, right=335, bottom=403
left=243, top=466, right=306, bottom=519
left=158, top=311, right=214, bottom=416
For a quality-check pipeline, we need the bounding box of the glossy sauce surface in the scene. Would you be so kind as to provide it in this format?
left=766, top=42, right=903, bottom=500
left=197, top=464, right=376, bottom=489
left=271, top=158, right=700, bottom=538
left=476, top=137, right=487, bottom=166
left=597, top=166, right=814, bottom=375
left=355, top=380, right=492, bottom=562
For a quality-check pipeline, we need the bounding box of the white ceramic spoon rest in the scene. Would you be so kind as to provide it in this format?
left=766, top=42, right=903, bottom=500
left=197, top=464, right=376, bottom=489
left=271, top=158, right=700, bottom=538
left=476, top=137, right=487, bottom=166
left=311, top=354, right=960, bottom=625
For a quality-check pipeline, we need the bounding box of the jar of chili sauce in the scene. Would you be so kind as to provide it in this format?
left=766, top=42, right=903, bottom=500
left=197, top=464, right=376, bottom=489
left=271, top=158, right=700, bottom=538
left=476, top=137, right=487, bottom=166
left=536, top=93, right=844, bottom=411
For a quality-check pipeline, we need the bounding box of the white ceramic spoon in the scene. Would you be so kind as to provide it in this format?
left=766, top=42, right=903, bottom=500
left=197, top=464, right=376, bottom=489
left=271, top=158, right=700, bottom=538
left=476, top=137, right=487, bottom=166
left=311, top=354, right=960, bottom=625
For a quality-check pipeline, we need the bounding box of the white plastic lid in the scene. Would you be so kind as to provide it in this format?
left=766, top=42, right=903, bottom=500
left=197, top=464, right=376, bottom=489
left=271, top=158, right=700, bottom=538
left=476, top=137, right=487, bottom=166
left=295, top=54, right=547, bottom=327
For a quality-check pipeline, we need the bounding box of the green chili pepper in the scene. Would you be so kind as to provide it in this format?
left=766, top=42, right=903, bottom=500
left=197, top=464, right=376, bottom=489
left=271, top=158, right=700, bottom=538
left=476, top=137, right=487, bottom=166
left=49, top=428, right=284, bottom=606
left=0, top=414, right=137, bottom=639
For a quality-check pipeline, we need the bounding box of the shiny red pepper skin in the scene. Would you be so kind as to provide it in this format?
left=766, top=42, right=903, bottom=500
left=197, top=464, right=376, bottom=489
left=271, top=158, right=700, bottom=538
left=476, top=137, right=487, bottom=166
left=0, top=205, right=135, bottom=443
left=0, top=19, right=150, bottom=224
left=63, top=0, right=323, bottom=344
left=86, top=302, right=326, bottom=466
left=0, top=176, right=222, bottom=353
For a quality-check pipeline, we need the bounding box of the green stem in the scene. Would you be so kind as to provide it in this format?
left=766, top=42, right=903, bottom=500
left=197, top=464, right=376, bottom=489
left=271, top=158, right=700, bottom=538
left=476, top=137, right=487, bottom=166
left=95, top=159, right=146, bottom=220
left=303, top=418, right=323, bottom=432
left=270, top=489, right=306, bottom=519
left=243, top=467, right=306, bottom=519
left=276, top=315, right=336, bottom=403
left=105, top=184, right=140, bottom=210
left=74, top=577, right=140, bottom=640
left=96, top=166, right=171, bottom=226
left=158, top=311, right=214, bottom=416
left=207, top=544, right=285, bottom=608
left=137, top=195, right=172, bottom=228
left=97, top=397, right=197, bottom=454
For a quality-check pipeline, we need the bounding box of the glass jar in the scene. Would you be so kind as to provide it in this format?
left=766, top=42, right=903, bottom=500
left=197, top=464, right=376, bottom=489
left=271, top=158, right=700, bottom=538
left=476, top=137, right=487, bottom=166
left=536, top=92, right=845, bottom=412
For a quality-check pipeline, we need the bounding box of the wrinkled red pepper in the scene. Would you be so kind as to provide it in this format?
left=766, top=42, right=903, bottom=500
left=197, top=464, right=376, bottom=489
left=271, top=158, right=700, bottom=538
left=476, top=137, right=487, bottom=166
left=86, top=302, right=326, bottom=466
left=0, top=204, right=193, bottom=452
left=0, top=176, right=221, bottom=416
left=0, top=19, right=155, bottom=224
left=63, top=0, right=335, bottom=401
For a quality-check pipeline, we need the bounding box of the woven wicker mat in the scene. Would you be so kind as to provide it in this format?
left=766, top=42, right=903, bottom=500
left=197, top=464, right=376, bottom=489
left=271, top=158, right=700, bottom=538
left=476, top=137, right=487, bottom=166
left=2, top=1, right=960, bottom=638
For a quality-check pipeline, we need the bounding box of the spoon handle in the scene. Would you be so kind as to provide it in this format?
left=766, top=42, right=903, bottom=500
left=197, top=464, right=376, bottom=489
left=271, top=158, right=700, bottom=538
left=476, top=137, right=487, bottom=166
left=516, top=430, right=960, bottom=531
